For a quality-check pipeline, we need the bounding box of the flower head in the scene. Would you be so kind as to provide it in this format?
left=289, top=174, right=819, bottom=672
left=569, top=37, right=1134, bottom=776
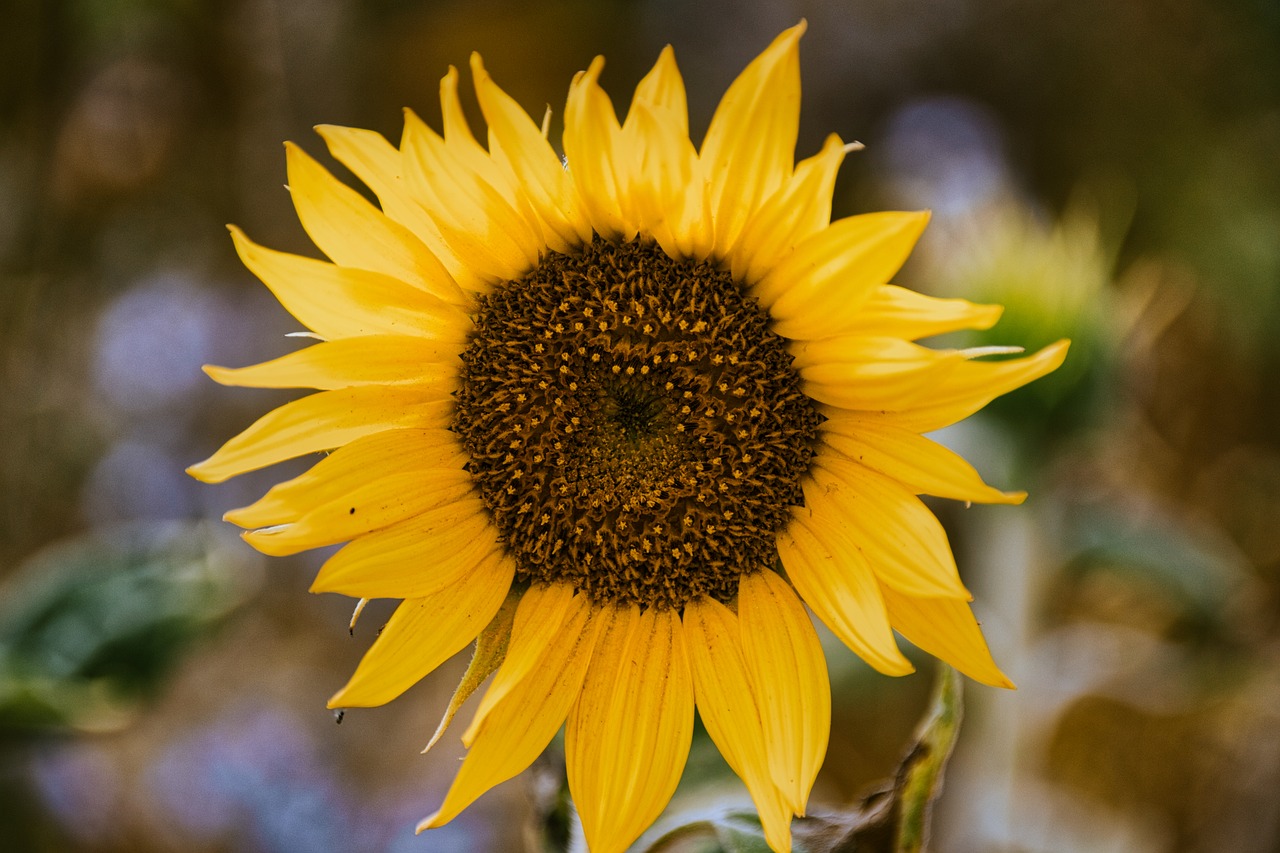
left=190, top=23, right=1066, bottom=853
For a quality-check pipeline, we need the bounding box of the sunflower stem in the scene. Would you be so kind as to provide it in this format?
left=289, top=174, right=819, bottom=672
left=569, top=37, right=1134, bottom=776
left=894, top=663, right=964, bottom=853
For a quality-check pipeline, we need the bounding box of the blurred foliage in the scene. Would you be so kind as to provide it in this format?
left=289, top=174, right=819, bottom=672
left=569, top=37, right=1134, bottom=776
left=0, top=521, right=261, bottom=736
left=1052, top=504, right=1257, bottom=648
left=944, top=193, right=1128, bottom=451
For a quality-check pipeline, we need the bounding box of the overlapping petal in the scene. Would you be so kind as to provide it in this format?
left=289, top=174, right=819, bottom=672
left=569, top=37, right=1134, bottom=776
left=820, top=415, right=1025, bottom=505
left=420, top=587, right=602, bottom=831
left=729, top=133, right=851, bottom=284
left=684, top=597, right=795, bottom=853
left=564, top=57, right=632, bottom=240
left=756, top=211, right=931, bottom=340
left=285, top=141, right=465, bottom=305
left=461, top=583, right=580, bottom=741
left=838, top=284, right=1004, bottom=340
left=620, top=48, right=710, bottom=260
left=880, top=584, right=1014, bottom=688
left=223, top=428, right=466, bottom=528
left=245, top=473, right=480, bottom=558
left=777, top=514, right=914, bottom=676
left=862, top=339, right=1070, bottom=432
left=186, top=387, right=453, bottom=483
left=229, top=226, right=472, bottom=341
left=401, top=108, right=542, bottom=282
left=327, top=552, right=513, bottom=708
left=312, top=507, right=501, bottom=594
left=470, top=55, right=591, bottom=250
left=700, top=22, right=805, bottom=254
left=804, top=458, right=971, bottom=599
left=737, top=570, right=830, bottom=813
left=314, top=123, right=485, bottom=295
left=793, top=336, right=967, bottom=411
left=566, top=605, right=694, bottom=853
left=203, top=335, right=460, bottom=392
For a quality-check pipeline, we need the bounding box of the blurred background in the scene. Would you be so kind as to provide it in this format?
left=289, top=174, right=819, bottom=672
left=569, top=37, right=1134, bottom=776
left=3, top=0, right=1279, bottom=850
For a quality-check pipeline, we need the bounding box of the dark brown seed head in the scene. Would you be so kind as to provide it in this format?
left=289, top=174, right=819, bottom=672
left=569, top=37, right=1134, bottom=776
left=452, top=239, right=821, bottom=610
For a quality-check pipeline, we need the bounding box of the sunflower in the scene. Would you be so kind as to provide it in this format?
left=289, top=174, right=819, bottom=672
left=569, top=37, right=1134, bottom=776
left=189, top=22, right=1066, bottom=853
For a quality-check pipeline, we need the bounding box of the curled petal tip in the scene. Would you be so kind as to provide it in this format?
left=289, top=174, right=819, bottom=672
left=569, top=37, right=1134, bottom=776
left=325, top=680, right=357, bottom=708
left=415, top=812, right=445, bottom=834
left=780, top=19, right=808, bottom=43
left=201, top=364, right=235, bottom=385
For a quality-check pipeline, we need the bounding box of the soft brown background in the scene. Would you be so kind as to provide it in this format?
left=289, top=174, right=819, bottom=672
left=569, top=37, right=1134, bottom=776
left=3, top=1, right=1279, bottom=851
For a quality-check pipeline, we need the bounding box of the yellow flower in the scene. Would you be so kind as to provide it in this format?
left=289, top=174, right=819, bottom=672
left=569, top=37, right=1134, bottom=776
left=190, top=22, right=1066, bottom=853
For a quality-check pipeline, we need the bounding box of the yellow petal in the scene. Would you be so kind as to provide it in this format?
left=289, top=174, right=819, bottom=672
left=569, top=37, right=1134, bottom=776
left=564, top=57, right=633, bottom=240
left=795, top=337, right=966, bottom=411
left=880, top=584, right=1014, bottom=689
left=424, top=587, right=521, bottom=753
left=471, top=54, right=591, bottom=251
left=186, top=387, right=452, bottom=483
left=327, top=553, right=514, bottom=709
left=625, top=45, right=689, bottom=139
left=621, top=45, right=706, bottom=257
left=684, top=597, right=794, bottom=853
left=819, top=417, right=1025, bottom=505
left=438, top=65, right=481, bottom=151
left=285, top=142, right=465, bottom=305
left=806, top=458, right=970, bottom=599
left=419, top=593, right=602, bottom=832
left=776, top=515, right=914, bottom=676
left=729, top=133, right=849, bottom=284
left=566, top=605, right=694, bottom=853
left=314, top=124, right=485, bottom=296
left=204, top=335, right=461, bottom=391
left=757, top=211, right=931, bottom=341
left=439, top=66, right=556, bottom=249
left=461, top=583, right=580, bottom=743
left=700, top=23, right=805, bottom=255
left=243, top=469, right=479, bottom=557
left=224, top=428, right=466, bottom=528
left=308, top=497, right=501, bottom=596
left=864, top=340, right=1071, bottom=432
left=621, top=100, right=709, bottom=261
left=737, top=570, right=830, bottom=815
left=401, top=109, right=541, bottom=282
left=839, top=284, right=1004, bottom=340
left=228, top=226, right=472, bottom=341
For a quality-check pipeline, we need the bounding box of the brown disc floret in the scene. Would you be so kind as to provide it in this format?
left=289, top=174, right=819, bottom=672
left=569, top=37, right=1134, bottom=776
left=452, top=239, right=822, bottom=609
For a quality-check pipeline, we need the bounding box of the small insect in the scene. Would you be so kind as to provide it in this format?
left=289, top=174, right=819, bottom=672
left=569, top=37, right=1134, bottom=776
left=334, top=709, right=345, bottom=725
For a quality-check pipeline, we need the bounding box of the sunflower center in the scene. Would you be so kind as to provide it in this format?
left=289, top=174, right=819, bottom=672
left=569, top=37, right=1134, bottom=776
left=452, top=239, right=822, bottom=609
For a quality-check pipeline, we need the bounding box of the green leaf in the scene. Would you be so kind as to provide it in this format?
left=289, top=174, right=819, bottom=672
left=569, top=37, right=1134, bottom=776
left=641, top=810, right=778, bottom=853
left=0, top=521, right=262, bottom=735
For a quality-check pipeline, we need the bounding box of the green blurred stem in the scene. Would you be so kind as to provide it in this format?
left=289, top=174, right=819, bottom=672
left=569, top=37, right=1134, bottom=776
left=894, top=664, right=963, bottom=853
